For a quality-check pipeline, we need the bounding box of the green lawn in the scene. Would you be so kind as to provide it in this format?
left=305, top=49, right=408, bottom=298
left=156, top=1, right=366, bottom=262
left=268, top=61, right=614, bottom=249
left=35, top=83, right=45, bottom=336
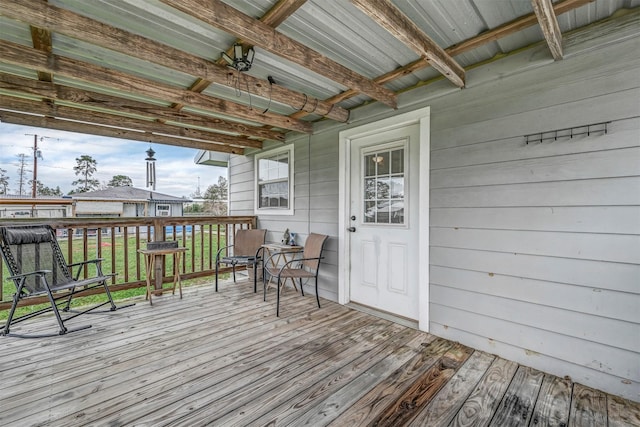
left=1, top=230, right=227, bottom=320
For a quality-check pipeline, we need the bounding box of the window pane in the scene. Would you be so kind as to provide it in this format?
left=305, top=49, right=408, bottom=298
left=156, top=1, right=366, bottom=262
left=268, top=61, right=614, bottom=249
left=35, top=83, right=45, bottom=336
left=377, top=177, right=390, bottom=199
left=390, top=176, right=404, bottom=198
left=364, top=201, right=376, bottom=223
left=258, top=158, right=268, bottom=182
left=377, top=152, right=390, bottom=175
left=364, top=154, right=376, bottom=177
left=376, top=201, right=390, bottom=223
left=391, top=202, right=404, bottom=224
left=364, top=178, right=376, bottom=200
left=391, top=149, right=404, bottom=174
left=277, top=155, right=289, bottom=179
left=259, top=182, right=289, bottom=209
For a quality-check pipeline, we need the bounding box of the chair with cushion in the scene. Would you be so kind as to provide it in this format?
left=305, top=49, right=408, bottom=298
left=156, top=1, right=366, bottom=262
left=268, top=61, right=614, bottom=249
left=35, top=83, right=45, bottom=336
left=263, top=233, right=328, bottom=316
left=0, top=224, right=130, bottom=337
left=215, top=228, right=266, bottom=293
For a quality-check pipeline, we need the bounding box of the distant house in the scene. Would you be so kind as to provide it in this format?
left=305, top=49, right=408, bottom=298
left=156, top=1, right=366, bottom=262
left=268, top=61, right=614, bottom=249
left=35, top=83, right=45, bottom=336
left=71, top=186, right=190, bottom=218
left=0, top=195, right=72, bottom=218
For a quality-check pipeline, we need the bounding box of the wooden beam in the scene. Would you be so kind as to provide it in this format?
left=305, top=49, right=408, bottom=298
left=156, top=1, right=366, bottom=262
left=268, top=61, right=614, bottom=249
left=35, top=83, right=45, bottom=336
left=349, top=0, right=465, bottom=88
left=161, top=0, right=398, bottom=109
left=261, top=0, right=307, bottom=26
left=0, top=95, right=262, bottom=149
left=447, top=0, right=590, bottom=56
left=531, top=0, right=564, bottom=60
left=29, top=25, right=53, bottom=82
left=294, top=0, right=592, bottom=117
left=0, top=73, right=285, bottom=142
left=0, top=110, right=245, bottom=154
left=1, top=0, right=348, bottom=123
left=0, top=39, right=312, bottom=133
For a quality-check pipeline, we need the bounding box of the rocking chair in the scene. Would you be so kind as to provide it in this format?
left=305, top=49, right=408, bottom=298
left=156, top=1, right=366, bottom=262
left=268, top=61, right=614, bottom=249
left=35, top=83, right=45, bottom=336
left=0, top=225, right=131, bottom=338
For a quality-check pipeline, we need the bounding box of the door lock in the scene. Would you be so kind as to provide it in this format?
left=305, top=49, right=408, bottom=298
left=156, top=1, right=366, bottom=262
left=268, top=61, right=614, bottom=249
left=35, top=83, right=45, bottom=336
left=350, top=215, right=356, bottom=221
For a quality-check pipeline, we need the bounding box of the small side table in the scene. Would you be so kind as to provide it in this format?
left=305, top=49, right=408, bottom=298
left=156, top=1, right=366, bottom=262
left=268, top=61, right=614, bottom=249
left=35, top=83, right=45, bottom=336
left=262, top=243, right=303, bottom=294
left=138, top=247, right=187, bottom=305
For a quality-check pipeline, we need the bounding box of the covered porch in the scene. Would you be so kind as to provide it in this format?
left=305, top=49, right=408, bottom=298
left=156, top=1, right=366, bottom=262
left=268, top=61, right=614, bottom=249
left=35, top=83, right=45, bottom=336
left=1, top=280, right=638, bottom=426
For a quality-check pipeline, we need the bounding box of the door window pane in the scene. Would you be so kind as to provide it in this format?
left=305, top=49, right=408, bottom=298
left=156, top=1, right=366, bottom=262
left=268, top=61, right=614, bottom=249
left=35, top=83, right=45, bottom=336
left=362, top=147, right=405, bottom=225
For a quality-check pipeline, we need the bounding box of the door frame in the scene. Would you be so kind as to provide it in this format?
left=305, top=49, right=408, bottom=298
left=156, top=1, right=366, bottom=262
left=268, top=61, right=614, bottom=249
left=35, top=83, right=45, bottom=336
left=338, top=107, right=431, bottom=332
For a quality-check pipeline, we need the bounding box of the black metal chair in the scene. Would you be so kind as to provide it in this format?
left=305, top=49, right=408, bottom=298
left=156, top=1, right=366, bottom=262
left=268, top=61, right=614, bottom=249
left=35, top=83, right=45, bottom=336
left=263, top=233, right=328, bottom=317
left=215, top=228, right=266, bottom=293
left=0, top=225, right=131, bottom=338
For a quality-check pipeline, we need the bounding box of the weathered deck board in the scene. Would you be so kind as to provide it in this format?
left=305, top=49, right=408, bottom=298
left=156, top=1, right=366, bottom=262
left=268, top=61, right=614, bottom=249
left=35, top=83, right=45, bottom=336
left=0, top=281, right=636, bottom=426
left=530, top=374, right=572, bottom=426
left=489, top=365, right=545, bottom=426
left=449, top=357, right=520, bottom=427
left=569, top=383, right=609, bottom=427
left=408, top=351, right=496, bottom=426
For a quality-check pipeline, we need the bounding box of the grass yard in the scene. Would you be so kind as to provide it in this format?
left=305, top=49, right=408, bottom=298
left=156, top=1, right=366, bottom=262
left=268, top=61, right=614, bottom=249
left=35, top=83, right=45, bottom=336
left=1, top=229, right=227, bottom=320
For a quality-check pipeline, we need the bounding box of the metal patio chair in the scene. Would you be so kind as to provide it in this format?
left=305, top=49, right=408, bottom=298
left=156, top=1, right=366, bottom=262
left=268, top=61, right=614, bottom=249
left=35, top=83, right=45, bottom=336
left=0, top=225, right=131, bottom=338
left=263, top=233, right=328, bottom=317
left=215, top=228, right=266, bottom=293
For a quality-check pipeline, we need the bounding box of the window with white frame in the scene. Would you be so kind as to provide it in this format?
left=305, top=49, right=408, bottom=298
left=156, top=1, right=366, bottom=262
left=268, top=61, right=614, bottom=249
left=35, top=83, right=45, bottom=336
left=255, top=145, right=294, bottom=215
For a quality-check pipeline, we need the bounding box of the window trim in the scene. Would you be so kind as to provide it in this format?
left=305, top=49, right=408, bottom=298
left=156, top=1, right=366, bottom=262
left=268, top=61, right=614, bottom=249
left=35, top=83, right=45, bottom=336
left=254, top=145, right=294, bottom=216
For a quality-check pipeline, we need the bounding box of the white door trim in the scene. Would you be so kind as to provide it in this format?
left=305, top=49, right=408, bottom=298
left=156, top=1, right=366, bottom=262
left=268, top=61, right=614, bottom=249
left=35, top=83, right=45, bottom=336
left=338, top=107, right=431, bottom=332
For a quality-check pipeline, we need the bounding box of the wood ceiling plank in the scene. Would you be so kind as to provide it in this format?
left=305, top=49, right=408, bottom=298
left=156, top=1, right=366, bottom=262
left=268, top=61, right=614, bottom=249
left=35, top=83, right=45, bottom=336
left=0, top=95, right=261, bottom=149
left=0, top=73, right=285, bottom=142
left=0, top=110, right=244, bottom=154
left=160, top=0, right=398, bottom=109
left=0, top=39, right=312, bottom=133
left=0, top=0, right=347, bottom=123
left=349, top=0, right=465, bottom=88
left=531, top=0, right=564, bottom=60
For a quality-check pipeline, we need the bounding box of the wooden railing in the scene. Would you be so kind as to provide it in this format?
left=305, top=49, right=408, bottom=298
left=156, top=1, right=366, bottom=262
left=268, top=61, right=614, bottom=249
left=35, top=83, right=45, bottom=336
left=0, top=216, right=257, bottom=310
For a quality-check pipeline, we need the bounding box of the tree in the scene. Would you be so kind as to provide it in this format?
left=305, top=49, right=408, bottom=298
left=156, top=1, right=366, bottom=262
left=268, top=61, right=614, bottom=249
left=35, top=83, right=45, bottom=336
left=0, top=168, right=9, bottom=195
left=34, top=181, right=63, bottom=196
left=203, top=176, right=228, bottom=216
left=15, top=153, right=30, bottom=195
left=71, top=155, right=100, bottom=193
left=107, top=175, right=133, bottom=187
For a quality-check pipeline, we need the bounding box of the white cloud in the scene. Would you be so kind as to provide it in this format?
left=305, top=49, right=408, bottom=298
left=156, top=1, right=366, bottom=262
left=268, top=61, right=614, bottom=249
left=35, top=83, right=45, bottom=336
left=0, top=123, right=227, bottom=198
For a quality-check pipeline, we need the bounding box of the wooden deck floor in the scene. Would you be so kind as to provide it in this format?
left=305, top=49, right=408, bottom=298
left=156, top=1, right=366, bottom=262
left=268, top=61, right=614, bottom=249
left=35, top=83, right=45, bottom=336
left=0, top=281, right=638, bottom=426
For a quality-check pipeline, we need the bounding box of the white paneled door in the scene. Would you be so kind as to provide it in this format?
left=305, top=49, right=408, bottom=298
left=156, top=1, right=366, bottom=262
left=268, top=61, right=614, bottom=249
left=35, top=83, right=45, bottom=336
left=348, top=124, right=420, bottom=320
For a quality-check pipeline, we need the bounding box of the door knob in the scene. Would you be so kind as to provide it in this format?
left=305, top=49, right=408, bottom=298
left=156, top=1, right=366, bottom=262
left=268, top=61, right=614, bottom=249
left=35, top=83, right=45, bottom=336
left=347, top=227, right=356, bottom=232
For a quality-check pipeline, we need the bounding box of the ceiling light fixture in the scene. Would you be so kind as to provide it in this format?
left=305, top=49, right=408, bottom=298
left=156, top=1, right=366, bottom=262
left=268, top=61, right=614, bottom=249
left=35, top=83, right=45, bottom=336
left=221, top=43, right=255, bottom=72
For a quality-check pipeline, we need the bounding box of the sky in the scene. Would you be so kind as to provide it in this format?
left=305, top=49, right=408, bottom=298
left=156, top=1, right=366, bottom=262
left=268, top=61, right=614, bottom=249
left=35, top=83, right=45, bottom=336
left=0, top=122, right=227, bottom=198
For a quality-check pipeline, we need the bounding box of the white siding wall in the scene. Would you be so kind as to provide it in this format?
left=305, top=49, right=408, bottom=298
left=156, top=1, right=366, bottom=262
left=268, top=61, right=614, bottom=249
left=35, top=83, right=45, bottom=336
left=229, top=11, right=640, bottom=399
left=230, top=133, right=340, bottom=300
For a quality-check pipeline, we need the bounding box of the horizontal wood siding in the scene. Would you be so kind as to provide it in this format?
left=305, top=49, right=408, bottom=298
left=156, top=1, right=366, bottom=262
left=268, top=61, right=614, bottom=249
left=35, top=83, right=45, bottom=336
left=229, top=132, right=340, bottom=301
left=226, top=11, right=640, bottom=400
left=425, top=13, right=640, bottom=401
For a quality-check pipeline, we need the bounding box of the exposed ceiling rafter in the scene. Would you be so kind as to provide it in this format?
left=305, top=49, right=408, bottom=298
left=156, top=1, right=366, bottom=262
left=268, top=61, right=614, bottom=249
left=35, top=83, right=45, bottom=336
left=291, top=0, right=592, bottom=119
left=531, top=0, right=564, bottom=60
left=349, top=0, right=465, bottom=88
left=0, top=0, right=347, bottom=123
left=0, top=40, right=313, bottom=134
left=160, top=0, right=399, bottom=109
left=0, top=110, right=245, bottom=154
left=0, top=95, right=259, bottom=150
left=180, top=0, right=309, bottom=113
left=0, top=73, right=285, bottom=143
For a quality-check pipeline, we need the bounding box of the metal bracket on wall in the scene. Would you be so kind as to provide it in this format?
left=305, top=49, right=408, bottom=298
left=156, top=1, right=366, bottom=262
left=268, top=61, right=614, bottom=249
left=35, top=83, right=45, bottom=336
left=525, top=121, right=610, bottom=145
